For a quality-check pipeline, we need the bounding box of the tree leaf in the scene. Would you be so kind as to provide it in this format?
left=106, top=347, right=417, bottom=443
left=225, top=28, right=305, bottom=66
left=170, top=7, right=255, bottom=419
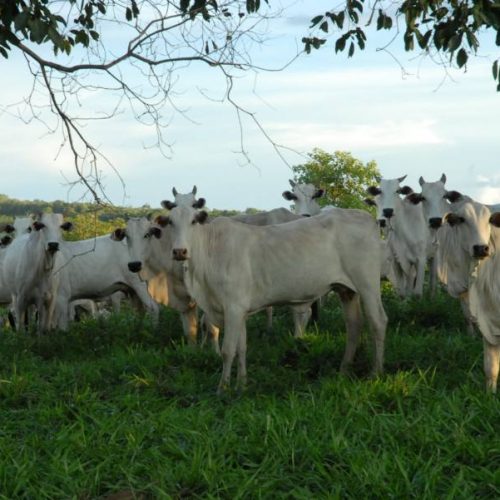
left=310, top=15, right=323, bottom=27
left=348, top=41, right=355, bottom=57
left=319, top=21, right=328, bottom=33
left=456, top=48, right=467, bottom=68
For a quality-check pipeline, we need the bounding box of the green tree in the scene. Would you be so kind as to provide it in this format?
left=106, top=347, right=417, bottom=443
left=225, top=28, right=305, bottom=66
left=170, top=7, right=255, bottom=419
left=303, top=1, right=500, bottom=90
left=291, top=149, right=380, bottom=210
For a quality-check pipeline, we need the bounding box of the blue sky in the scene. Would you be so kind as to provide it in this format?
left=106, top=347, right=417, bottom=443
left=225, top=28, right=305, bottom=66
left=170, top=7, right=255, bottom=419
left=0, top=1, right=499, bottom=210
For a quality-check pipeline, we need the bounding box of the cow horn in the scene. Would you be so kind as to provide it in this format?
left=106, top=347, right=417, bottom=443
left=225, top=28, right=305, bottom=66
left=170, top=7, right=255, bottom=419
left=418, top=176, right=425, bottom=186
left=192, top=185, right=197, bottom=195
left=172, top=187, right=178, bottom=196
left=440, top=173, right=447, bottom=184
left=289, top=179, right=296, bottom=188
left=397, top=175, right=407, bottom=183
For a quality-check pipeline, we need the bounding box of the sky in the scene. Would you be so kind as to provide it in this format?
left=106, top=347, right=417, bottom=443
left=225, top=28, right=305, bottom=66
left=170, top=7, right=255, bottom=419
left=1, top=1, right=499, bottom=211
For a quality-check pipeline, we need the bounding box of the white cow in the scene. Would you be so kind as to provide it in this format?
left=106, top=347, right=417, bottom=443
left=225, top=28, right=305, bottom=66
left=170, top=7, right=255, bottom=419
left=366, top=176, right=428, bottom=297
left=165, top=195, right=311, bottom=338
left=469, top=212, right=500, bottom=392
left=282, top=179, right=325, bottom=216
left=166, top=204, right=388, bottom=394
left=52, top=235, right=159, bottom=331
left=436, top=193, right=493, bottom=335
left=2, top=213, right=72, bottom=333
left=111, top=217, right=220, bottom=353
left=406, top=174, right=449, bottom=296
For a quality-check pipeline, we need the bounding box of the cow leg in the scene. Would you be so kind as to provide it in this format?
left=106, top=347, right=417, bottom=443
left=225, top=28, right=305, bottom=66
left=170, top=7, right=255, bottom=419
left=292, top=303, right=311, bottom=338
left=236, top=322, right=247, bottom=391
left=265, top=306, right=273, bottom=334
left=360, top=292, right=388, bottom=376
left=459, top=294, right=476, bottom=336
left=207, top=323, right=221, bottom=356
left=14, top=294, right=27, bottom=333
left=218, top=310, right=245, bottom=395
left=337, top=290, right=363, bottom=374
left=129, top=284, right=159, bottom=325
left=483, top=338, right=500, bottom=393
left=414, top=258, right=426, bottom=297
left=180, top=307, right=198, bottom=345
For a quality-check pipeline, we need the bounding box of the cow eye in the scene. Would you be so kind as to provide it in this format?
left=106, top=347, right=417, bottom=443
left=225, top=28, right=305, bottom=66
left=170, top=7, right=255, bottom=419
left=191, top=219, right=197, bottom=225
left=144, top=233, right=151, bottom=239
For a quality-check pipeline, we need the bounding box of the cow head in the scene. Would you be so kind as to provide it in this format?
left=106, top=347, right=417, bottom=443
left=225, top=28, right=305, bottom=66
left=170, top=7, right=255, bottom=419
left=282, top=179, right=324, bottom=217
left=168, top=205, right=209, bottom=261
left=412, top=174, right=448, bottom=229
left=444, top=200, right=492, bottom=260
left=13, top=216, right=34, bottom=235
left=111, top=217, right=163, bottom=274
left=168, top=185, right=206, bottom=210
left=31, top=213, right=72, bottom=254
left=365, top=175, right=408, bottom=226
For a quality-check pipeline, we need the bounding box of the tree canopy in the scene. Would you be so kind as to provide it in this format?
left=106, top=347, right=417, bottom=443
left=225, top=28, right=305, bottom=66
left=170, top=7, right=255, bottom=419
left=303, top=0, right=500, bottom=90
left=291, top=149, right=380, bottom=210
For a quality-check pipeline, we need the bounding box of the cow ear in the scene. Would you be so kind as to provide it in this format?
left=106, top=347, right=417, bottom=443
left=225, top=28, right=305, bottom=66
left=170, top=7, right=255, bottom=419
left=282, top=190, right=297, bottom=201
left=193, top=197, right=206, bottom=209
left=154, top=215, right=170, bottom=227
left=33, top=221, right=45, bottom=231
left=406, top=193, right=424, bottom=205
left=1, top=235, right=12, bottom=247
left=444, top=190, right=463, bottom=203
left=60, top=221, right=73, bottom=231
left=364, top=198, right=377, bottom=207
left=366, top=186, right=381, bottom=196
left=161, top=200, right=177, bottom=211
left=445, top=213, right=465, bottom=227
left=149, top=227, right=162, bottom=239
left=397, top=185, right=413, bottom=195
left=3, top=224, right=15, bottom=234
left=111, top=228, right=126, bottom=241
left=312, top=188, right=325, bottom=199
left=489, top=212, right=500, bottom=228
left=195, top=211, right=208, bottom=224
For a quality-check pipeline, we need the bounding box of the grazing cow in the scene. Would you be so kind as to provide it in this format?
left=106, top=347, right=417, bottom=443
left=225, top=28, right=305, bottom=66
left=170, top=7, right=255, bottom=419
left=166, top=204, right=387, bottom=394
left=51, top=234, right=159, bottom=331
left=2, top=213, right=72, bottom=333
left=366, top=176, right=428, bottom=297
left=282, top=179, right=325, bottom=216
left=469, top=212, right=500, bottom=392
left=111, top=216, right=220, bottom=353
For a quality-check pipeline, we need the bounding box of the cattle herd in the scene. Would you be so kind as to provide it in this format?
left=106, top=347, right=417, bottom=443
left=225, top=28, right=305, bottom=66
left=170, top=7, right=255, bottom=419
left=0, top=175, right=499, bottom=394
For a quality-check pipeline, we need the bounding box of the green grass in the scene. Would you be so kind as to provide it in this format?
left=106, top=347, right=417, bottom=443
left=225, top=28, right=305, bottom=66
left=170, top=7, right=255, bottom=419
left=0, top=290, right=499, bottom=499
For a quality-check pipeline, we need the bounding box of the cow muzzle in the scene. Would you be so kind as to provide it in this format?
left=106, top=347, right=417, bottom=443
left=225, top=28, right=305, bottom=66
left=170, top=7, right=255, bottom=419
left=429, top=218, right=442, bottom=229
left=128, top=261, right=142, bottom=273
left=47, top=242, right=59, bottom=253
left=382, top=208, right=394, bottom=219
left=473, top=245, right=489, bottom=259
left=173, top=248, right=188, bottom=261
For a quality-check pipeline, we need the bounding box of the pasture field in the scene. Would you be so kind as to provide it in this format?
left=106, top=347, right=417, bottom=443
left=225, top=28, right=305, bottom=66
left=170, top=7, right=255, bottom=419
left=0, top=288, right=499, bottom=499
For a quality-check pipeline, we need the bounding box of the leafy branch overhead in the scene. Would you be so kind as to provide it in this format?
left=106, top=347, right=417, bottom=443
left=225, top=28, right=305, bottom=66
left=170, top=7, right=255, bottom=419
left=302, top=0, right=500, bottom=90
left=0, top=0, right=275, bottom=202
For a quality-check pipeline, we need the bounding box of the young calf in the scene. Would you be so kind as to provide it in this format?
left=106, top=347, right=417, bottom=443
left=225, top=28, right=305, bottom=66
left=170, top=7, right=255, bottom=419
left=165, top=204, right=388, bottom=394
